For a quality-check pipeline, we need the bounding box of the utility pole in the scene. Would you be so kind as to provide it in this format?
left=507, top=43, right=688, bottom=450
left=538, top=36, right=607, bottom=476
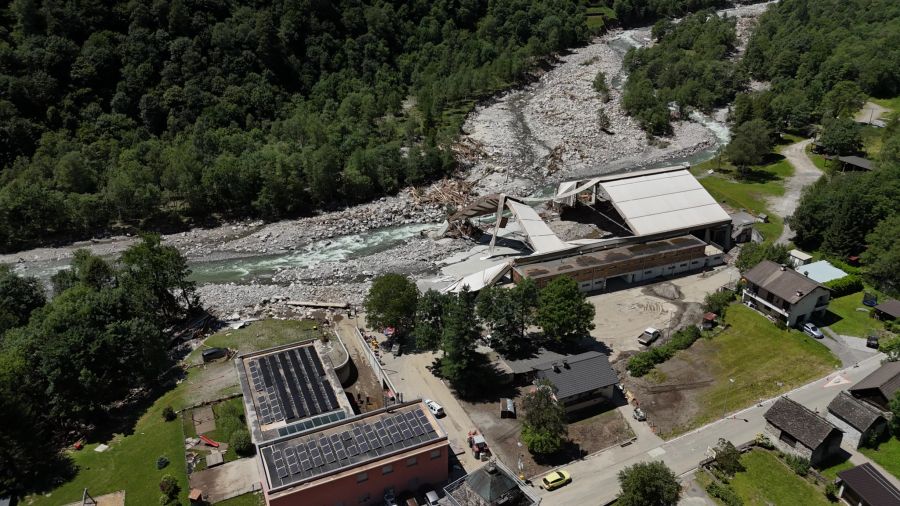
left=724, top=378, right=735, bottom=418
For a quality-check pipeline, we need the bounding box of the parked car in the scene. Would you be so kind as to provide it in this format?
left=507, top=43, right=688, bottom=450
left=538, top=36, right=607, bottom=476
left=867, top=334, right=880, bottom=349
left=424, top=490, right=440, bottom=506
left=638, top=327, right=661, bottom=346
left=424, top=399, right=445, bottom=417
left=802, top=323, right=824, bottom=339
left=202, top=347, right=228, bottom=362
left=541, top=470, right=572, bottom=491
left=633, top=407, right=647, bottom=421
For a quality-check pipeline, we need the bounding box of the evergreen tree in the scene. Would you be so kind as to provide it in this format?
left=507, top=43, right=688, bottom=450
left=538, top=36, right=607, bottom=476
left=414, top=289, right=448, bottom=351
left=440, top=288, right=481, bottom=396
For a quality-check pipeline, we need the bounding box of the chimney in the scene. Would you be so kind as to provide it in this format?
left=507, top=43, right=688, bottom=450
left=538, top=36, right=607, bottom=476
left=796, top=290, right=804, bottom=297
left=552, top=363, right=561, bottom=373
left=780, top=264, right=787, bottom=271
left=487, top=460, right=498, bottom=474
left=563, top=360, right=570, bottom=369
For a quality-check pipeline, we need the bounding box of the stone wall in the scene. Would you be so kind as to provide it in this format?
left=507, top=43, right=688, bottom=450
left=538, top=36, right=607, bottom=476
left=765, top=421, right=814, bottom=461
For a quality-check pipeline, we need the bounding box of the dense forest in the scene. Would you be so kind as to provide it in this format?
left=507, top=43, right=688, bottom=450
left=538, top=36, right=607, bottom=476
left=0, top=235, right=197, bottom=495
left=736, top=0, right=900, bottom=294
left=0, top=0, right=588, bottom=251
left=622, top=9, right=743, bottom=134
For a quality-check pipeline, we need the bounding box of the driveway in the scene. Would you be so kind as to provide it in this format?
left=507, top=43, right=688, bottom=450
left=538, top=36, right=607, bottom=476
left=535, top=353, right=886, bottom=505
left=771, top=139, right=823, bottom=244
left=821, top=327, right=878, bottom=367
left=189, top=457, right=260, bottom=503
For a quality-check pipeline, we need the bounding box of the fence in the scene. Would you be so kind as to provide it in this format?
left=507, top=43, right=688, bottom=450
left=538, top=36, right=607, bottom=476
left=351, top=326, right=403, bottom=405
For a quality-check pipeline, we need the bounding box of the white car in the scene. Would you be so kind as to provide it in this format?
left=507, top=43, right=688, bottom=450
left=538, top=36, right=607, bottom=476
left=423, top=399, right=445, bottom=417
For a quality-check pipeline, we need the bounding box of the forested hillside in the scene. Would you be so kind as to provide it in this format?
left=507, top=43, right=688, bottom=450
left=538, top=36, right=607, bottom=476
left=0, top=0, right=587, bottom=251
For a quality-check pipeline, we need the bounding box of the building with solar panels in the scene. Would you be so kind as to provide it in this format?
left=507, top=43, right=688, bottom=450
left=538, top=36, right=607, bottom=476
left=258, top=401, right=449, bottom=506
left=236, top=342, right=449, bottom=506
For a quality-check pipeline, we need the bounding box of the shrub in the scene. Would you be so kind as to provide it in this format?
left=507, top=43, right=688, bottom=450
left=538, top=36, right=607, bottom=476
left=670, top=326, right=701, bottom=350
left=825, top=481, right=839, bottom=500
left=627, top=352, right=658, bottom=377
left=824, top=275, right=864, bottom=297
left=161, top=406, right=176, bottom=421
left=627, top=327, right=702, bottom=377
left=159, top=474, right=178, bottom=498
left=782, top=454, right=810, bottom=476
left=156, top=456, right=169, bottom=470
left=703, top=290, right=735, bottom=318
left=706, top=481, right=743, bottom=506
left=230, top=428, right=255, bottom=456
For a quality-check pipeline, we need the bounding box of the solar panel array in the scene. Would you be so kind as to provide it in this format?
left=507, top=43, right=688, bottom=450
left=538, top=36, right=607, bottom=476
left=261, top=406, right=441, bottom=489
left=247, top=345, right=340, bottom=426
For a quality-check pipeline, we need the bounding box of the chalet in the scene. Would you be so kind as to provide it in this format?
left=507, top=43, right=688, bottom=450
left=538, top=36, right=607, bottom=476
left=763, top=397, right=842, bottom=466
left=534, top=351, right=618, bottom=413
left=741, top=260, right=830, bottom=327
left=874, top=299, right=900, bottom=321
left=848, top=361, right=900, bottom=411
left=826, top=391, right=889, bottom=449
left=836, top=463, right=900, bottom=506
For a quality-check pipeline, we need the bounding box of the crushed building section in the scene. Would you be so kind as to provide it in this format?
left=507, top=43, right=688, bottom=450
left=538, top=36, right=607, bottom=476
left=512, top=235, right=722, bottom=291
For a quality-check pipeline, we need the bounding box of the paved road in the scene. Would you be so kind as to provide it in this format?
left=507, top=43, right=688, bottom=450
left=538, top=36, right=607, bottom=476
left=535, top=353, right=886, bottom=505
left=771, top=139, right=823, bottom=245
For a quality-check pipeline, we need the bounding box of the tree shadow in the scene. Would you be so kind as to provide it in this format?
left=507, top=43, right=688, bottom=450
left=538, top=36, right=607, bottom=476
left=737, top=166, right=780, bottom=184
left=531, top=440, right=588, bottom=467
left=437, top=353, right=522, bottom=403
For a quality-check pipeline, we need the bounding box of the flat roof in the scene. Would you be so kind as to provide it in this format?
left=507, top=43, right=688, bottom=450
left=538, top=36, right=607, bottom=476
left=238, top=342, right=350, bottom=441
left=797, top=260, right=847, bottom=284
left=514, top=235, right=706, bottom=279
left=597, top=169, right=731, bottom=236
left=259, top=401, right=446, bottom=492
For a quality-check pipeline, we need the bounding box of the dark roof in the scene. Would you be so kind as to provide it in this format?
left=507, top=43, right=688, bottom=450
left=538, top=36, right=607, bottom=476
left=838, top=463, right=900, bottom=506
left=875, top=298, right=900, bottom=319
left=535, top=351, right=618, bottom=400
left=465, top=462, right=521, bottom=503
left=838, top=155, right=874, bottom=170
left=827, top=391, right=885, bottom=432
left=743, top=260, right=826, bottom=304
left=764, top=397, right=840, bottom=449
left=501, top=348, right=568, bottom=375
left=850, top=361, right=900, bottom=401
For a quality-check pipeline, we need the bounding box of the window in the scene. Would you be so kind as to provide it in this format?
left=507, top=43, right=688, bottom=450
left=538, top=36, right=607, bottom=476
left=430, top=449, right=442, bottom=460
left=680, top=263, right=687, bottom=267
left=644, top=270, right=652, bottom=274
left=406, top=457, right=417, bottom=467
left=357, top=472, right=368, bottom=483
left=382, top=464, right=393, bottom=475
left=358, top=493, right=370, bottom=504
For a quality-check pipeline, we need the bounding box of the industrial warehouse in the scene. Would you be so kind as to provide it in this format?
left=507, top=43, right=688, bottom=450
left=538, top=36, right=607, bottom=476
left=439, top=165, right=733, bottom=293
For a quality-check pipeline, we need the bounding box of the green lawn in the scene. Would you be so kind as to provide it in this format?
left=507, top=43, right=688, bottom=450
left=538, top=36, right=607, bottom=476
left=818, top=455, right=855, bottom=481
left=730, top=450, right=832, bottom=506
left=672, top=304, right=840, bottom=434
left=861, top=437, right=900, bottom=480
left=871, top=96, right=900, bottom=111
left=824, top=291, right=883, bottom=337
left=693, top=152, right=793, bottom=242
left=861, top=125, right=884, bottom=158
left=29, top=319, right=319, bottom=506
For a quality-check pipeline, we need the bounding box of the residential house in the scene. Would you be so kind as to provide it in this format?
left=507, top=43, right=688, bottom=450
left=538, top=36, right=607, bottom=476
left=534, top=351, right=619, bottom=413
left=826, top=391, right=889, bottom=448
left=874, top=299, right=900, bottom=321
left=763, top=397, right=843, bottom=466
left=445, top=459, right=541, bottom=506
left=848, top=361, right=900, bottom=411
left=836, top=463, right=900, bottom=506
left=741, top=260, right=831, bottom=327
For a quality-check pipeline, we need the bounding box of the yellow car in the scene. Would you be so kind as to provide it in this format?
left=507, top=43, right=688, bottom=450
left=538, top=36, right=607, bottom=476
left=541, top=470, right=572, bottom=490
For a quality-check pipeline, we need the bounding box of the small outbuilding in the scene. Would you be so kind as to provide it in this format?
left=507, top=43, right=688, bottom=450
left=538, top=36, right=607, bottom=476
left=836, top=463, right=900, bottom=506
left=838, top=155, right=875, bottom=172
left=701, top=312, right=718, bottom=330
left=826, top=391, right=889, bottom=449
left=763, top=396, right=843, bottom=466
left=849, top=361, right=900, bottom=411
left=789, top=249, right=813, bottom=268
left=874, top=299, right=900, bottom=321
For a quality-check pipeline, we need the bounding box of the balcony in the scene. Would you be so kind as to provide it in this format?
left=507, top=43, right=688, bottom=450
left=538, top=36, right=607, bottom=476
left=742, top=289, right=790, bottom=317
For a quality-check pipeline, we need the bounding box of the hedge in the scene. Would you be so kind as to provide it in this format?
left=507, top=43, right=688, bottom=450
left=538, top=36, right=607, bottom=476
left=627, top=326, right=702, bottom=377
left=824, top=274, right=864, bottom=297
left=706, top=481, right=743, bottom=506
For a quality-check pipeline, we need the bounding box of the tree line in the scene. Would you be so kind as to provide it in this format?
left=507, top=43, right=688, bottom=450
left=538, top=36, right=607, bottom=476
left=0, top=234, right=198, bottom=496
left=0, top=0, right=588, bottom=251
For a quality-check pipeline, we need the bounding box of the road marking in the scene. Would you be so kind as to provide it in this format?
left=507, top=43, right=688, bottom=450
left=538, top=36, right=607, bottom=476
left=824, top=374, right=851, bottom=387
left=647, top=447, right=666, bottom=458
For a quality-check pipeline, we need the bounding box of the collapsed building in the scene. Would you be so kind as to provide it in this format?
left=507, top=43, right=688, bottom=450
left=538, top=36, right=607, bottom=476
left=439, top=165, right=732, bottom=293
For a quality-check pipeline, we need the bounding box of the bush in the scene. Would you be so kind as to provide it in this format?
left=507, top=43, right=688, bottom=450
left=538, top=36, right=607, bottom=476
left=156, top=456, right=169, bottom=470
left=703, top=290, right=735, bottom=318
left=706, top=481, right=743, bottom=506
left=782, top=454, right=810, bottom=476
left=825, top=481, right=839, bottom=500
left=162, top=406, right=176, bottom=422
left=627, top=327, right=701, bottom=377
left=159, top=474, right=179, bottom=498
left=230, top=428, right=255, bottom=456
left=823, top=275, right=864, bottom=297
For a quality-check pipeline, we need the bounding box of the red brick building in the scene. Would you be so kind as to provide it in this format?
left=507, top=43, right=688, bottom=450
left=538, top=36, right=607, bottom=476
left=258, top=401, right=449, bottom=506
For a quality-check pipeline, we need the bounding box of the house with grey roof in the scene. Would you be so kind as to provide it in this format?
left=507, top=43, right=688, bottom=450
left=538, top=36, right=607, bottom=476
left=445, top=459, right=540, bottom=506
left=741, top=260, right=831, bottom=327
left=836, top=463, right=900, bottom=506
left=763, top=397, right=843, bottom=466
left=534, top=351, right=618, bottom=413
left=849, top=361, right=900, bottom=411
left=826, top=391, right=889, bottom=448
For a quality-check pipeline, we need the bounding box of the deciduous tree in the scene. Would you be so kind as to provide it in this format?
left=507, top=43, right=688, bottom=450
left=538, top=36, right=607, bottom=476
left=364, top=274, right=418, bottom=337
left=617, top=461, right=681, bottom=506
left=521, top=379, right=567, bottom=455
left=537, top=276, right=595, bottom=344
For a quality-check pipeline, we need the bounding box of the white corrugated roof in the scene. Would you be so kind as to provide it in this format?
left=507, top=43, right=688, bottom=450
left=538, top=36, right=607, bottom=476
left=597, top=170, right=730, bottom=236
left=505, top=200, right=573, bottom=253
left=445, top=262, right=511, bottom=292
